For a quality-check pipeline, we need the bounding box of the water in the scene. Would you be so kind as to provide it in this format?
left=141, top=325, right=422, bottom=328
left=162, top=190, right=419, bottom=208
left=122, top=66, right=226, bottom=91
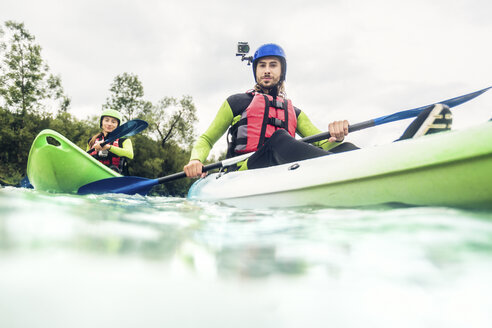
left=1, top=187, right=492, bottom=328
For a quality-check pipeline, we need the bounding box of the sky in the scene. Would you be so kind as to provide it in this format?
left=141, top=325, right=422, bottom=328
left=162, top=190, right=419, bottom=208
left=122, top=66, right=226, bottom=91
left=2, top=0, right=492, bottom=152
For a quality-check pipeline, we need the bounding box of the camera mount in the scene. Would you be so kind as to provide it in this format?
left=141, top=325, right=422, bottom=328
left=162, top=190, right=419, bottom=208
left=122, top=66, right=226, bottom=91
left=236, top=41, right=253, bottom=65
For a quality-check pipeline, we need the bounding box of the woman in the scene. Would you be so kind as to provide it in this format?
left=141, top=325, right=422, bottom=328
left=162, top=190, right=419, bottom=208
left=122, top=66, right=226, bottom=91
left=87, top=109, right=134, bottom=175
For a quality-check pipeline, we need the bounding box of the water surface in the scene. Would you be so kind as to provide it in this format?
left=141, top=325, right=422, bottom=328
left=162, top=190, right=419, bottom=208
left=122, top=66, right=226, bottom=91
left=1, top=187, right=491, bottom=327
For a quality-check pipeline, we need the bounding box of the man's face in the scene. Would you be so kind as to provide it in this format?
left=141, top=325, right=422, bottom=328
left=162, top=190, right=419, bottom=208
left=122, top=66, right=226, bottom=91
left=255, top=57, right=281, bottom=89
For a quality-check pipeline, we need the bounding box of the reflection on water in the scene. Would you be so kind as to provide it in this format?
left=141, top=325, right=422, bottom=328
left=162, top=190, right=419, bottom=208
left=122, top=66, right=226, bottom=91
left=2, top=187, right=492, bottom=279
left=1, top=187, right=492, bottom=327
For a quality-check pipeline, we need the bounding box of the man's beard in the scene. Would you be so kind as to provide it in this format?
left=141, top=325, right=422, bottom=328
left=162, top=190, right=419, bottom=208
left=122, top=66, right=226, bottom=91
left=257, top=82, right=279, bottom=97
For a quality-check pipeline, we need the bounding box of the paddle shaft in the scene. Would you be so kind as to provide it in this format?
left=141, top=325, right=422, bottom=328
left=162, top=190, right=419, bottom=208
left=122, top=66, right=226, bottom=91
left=157, top=163, right=220, bottom=184
left=157, top=153, right=254, bottom=184
left=300, top=120, right=374, bottom=144
left=166, top=85, right=492, bottom=177
left=157, top=122, right=376, bottom=182
left=183, top=120, right=374, bottom=172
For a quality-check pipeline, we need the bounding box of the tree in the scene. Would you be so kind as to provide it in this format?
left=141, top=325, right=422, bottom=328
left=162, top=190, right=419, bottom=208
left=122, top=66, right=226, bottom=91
left=146, top=95, right=198, bottom=148
left=103, top=73, right=150, bottom=120
left=0, top=21, right=69, bottom=115
left=102, top=73, right=198, bottom=148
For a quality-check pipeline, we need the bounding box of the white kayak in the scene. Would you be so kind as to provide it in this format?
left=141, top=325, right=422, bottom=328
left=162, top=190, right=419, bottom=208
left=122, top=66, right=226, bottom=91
left=187, top=122, right=492, bottom=209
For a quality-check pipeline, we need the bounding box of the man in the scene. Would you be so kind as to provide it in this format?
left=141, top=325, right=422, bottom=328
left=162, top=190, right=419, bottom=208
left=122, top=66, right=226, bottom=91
left=184, top=43, right=451, bottom=178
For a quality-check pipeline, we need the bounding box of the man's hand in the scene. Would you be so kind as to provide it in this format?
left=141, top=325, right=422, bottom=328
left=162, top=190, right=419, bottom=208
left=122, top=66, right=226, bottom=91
left=184, top=160, right=207, bottom=178
left=328, top=120, right=349, bottom=143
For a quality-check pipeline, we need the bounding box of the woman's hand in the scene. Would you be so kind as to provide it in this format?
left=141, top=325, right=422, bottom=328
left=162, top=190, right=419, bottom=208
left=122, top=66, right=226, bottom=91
left=94, top=141, right=111, bottom=152
left=328, top=120, right=349, bottom=143
left=184, top=160, right=207, bottom=178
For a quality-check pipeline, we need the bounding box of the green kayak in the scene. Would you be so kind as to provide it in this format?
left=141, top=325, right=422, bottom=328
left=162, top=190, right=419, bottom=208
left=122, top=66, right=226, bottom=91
left=27, top=129, right=121, bottom=193
left=188, top=122, right=492, bottom=209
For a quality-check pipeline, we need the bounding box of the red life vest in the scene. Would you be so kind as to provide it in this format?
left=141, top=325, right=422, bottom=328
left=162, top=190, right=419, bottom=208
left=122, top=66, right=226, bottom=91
left=232, top=92, right=297, bottom=154
left=89, top=136, right=122, bottom=168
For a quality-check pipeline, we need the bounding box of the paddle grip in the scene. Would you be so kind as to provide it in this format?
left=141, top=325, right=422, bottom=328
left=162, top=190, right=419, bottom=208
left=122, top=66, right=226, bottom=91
left=157, top=162, right=224, bottom=184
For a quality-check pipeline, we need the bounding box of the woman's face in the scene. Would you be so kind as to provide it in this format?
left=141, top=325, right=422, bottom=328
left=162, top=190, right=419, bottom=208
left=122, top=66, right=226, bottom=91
left=101, top=116, right=119, bottom=134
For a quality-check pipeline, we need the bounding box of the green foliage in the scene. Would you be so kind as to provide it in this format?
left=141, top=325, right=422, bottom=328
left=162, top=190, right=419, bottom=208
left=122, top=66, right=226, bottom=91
left=0, top=22, right=201, bottom=197
left=99, top=71, right=200, bottom=195
left=102, top=73, right=150, bottom=121
left=156, top=142, right=194, bottom=196
left=0, top=21, right=69, bottom=115
left=0, top=108, right=50, bottom=183
left=144, top=95, right=198, bottom=149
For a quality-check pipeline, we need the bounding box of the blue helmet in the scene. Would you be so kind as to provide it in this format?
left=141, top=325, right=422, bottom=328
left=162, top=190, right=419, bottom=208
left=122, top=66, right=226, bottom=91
left=252, top=43, right=287, bottom=82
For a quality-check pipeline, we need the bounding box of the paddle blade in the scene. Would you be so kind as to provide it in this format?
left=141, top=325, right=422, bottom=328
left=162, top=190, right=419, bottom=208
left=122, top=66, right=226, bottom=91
left=374, top=86, right=492, bottom=126
left=87, top=119, right=149, bottom=154
left=78, top=176, right=158, bottom=196
left=442, top=86, right=492, bottom=108
left=109, top=119, right=148, bottom=138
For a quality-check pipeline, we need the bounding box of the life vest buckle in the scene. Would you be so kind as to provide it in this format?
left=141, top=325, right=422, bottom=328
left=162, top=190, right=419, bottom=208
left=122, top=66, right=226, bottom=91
left=273, top=100, right=285, bottom=109
left=269, top=117, right=285, bottom=128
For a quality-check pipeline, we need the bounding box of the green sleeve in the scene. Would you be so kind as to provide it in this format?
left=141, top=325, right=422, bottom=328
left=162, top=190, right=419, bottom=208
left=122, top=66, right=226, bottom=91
left=296, top=111, right=341, bottom=151
left=190, top=100, right=234, bottom=162
left=109, top=139, right=134, bottom=159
